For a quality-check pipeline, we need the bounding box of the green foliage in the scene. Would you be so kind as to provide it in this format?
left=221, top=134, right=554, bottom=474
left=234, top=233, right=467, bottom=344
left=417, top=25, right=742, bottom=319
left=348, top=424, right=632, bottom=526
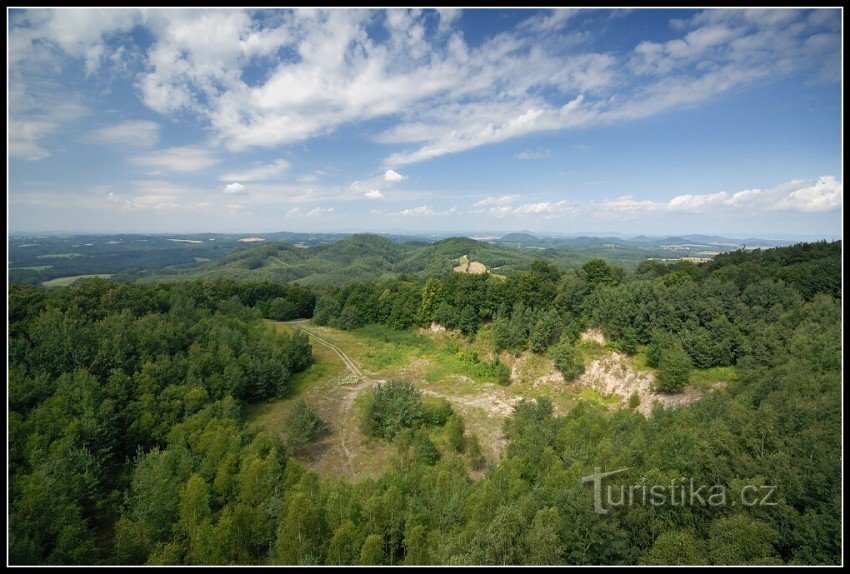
left=582, top=258, right=624, bottom=286
left=548, top=341, right=585, bottom=381
left=286, top=400, right=327, bottom=449
left=413, top=427, right=441, bottom=466
left=445, top=414, right=466, bottom=453
left=640, top=531, right=704, bottom=565
left=655, top=343, right=692, bottom=393
left=361, top=381, right=428, bottom=439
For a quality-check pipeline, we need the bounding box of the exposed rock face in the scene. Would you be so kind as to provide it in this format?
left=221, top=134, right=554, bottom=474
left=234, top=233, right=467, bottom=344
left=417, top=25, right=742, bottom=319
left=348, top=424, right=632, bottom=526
left=581, top=328, right=607, bottom=345
left=575, top=351, right=702, bottom=416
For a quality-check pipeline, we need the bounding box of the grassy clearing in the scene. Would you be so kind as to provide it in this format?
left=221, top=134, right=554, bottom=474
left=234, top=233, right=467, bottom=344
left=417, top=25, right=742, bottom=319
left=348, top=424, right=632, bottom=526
left=10, top=265, right=53, bottom=271
left=247, top=320, right=729, bottom=480
left=689, top=365, right=737, bottom=390
left=42, top=274, right=113, bottom=287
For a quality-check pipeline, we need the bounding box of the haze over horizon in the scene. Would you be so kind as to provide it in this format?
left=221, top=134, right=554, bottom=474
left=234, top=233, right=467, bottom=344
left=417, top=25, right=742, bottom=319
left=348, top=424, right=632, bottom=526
left=9, top=8, right=842, bottom=237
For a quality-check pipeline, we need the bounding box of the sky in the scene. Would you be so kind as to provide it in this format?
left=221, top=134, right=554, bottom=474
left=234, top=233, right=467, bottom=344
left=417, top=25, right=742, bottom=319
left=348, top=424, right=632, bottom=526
left=7, top=8, right=843, bottom=238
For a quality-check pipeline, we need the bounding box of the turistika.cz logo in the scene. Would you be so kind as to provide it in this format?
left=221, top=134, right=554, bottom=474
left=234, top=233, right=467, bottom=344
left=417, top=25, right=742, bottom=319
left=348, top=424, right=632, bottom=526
left=581, top=467, right=778, bottom=515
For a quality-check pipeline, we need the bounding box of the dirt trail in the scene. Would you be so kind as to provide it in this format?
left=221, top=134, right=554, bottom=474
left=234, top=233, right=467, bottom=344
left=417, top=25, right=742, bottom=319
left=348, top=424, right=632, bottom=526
left=291, top=323, right=381, bottom=471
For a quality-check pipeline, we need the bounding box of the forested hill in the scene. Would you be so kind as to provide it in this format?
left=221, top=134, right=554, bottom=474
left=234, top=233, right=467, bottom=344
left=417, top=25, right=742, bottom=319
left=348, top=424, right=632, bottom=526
left=141, top=233, right=541, bottom=285
left=11, top=231, right=803, bottom=288
left=136, top=234, right=819, bottom=287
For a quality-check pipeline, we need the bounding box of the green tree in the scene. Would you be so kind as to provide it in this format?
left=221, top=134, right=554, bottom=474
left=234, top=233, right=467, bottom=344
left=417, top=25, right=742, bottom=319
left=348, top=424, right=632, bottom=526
left=359, top=534, right=384, bottom=565
left=640, top=531, right=705, bottom=565
left=524, top=507, right=563, bottom=565
left=361, top=381, right=427, bottom=439
left=413, top=427, right=440, bottom=466
left=326, top=520, right=362, bottom=565
left=445, top=414, right=466, bottom=453
left=655, top=343, right=692, bottom=393
left=286, top=400, right=328, bottom=449
left=708, top=514, right=781, bottom=565
left=549, top=341, right=584, bottom=381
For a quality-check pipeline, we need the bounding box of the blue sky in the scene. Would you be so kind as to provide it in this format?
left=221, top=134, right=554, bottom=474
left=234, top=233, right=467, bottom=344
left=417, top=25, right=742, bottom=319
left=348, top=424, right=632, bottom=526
left=8, top=8, right=842, bottom=238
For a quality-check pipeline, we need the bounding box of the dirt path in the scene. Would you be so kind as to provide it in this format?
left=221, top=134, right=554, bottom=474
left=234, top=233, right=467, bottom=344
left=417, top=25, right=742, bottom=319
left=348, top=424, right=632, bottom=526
left=290, top=322, right=381, bottom=472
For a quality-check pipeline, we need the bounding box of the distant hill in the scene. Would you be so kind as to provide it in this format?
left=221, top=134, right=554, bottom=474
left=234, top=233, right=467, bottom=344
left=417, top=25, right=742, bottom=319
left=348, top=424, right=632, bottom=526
left=495, top=232, right=542, bottom=246
left=9, top=230, right=803, bottom=287
left=395, top=237, right=536, bottom=275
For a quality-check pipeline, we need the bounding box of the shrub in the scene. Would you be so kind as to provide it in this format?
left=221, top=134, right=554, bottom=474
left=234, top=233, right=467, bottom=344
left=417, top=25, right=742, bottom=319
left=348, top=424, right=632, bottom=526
left=361, top=380, right=427, bottom=439
left=549, top=341, right=585, bottom=381
left=286, top=399, right=327, bottom=449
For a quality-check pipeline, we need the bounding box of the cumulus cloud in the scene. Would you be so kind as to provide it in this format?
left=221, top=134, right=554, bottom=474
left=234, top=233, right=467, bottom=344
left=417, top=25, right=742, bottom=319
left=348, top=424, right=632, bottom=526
left=224, top=182, right=245, bottom=194
left=384, top=169, right=406, bottom=182
left=664, top=176, right=842, bottom=214
left=350, top=168, right=407, bottom=200
left=774, top=176, right=842, bottom=212
left=513, top=200, right=577, bottom=217
left=463, top=176, right=842, bottom=223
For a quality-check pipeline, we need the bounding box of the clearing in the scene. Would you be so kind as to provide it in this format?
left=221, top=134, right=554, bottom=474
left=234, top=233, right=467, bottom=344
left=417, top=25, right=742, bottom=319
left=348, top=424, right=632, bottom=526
left=42, top=274, right=113, bottom=287
left=248, top=322, right=734, bottom=481
left=453, top=254, right=488, bottom=274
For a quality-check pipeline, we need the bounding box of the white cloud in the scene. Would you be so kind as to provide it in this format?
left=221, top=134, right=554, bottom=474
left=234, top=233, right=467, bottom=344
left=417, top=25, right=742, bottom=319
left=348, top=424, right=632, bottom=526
left=8, top=8, right=841, bottom=172
left=667, top=191, right=730, bottom=213
left=398, top=205, right=458, bottom=217
left=85, top=120, right=161, bottom=148
left=384, top=169, right=406, bottom=182
left=220, top=159, right=290, bottom=182
left=513, top=200, right=577, bottom=217
left=130, top=146, right=219, bottom=172
left=474, top=195, right=520, bottom=207
left=224, top=182, right=245, bottom=194
left=663, top=176, right=842, bottom=214
left=350, top=168, right=407, bottom=199
left=772, top=176, right=842, bottom=212
left=400, top=205, right=434, bottom=216
left=10, top=120, right=58, bottom=161
left=492, top=176, right=842, bottom=222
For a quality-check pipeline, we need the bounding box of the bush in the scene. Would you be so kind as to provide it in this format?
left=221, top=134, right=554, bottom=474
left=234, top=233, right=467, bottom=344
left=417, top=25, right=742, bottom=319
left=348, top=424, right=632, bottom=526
left=487, top=357, right=511, bottom=386
left=549, top=341, right=585, bottom=381
left=445, top=414, right=465, bottom=453
left=423, top=398, right=454, bottom=426
left=361, top=380, right=427, bottom=439
left=413, top=426, right=440, bottom=466
left=286, top=399, right=327, bottom=449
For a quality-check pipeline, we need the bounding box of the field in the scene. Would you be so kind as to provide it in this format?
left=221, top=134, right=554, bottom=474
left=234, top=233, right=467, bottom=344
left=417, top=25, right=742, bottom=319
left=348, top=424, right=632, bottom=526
left=42, top=274, right=114, bottom=287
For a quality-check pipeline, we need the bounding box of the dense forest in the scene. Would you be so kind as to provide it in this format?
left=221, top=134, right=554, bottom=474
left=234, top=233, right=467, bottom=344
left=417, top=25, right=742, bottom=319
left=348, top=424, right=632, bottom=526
left=8, top=241, right=842, bottom=564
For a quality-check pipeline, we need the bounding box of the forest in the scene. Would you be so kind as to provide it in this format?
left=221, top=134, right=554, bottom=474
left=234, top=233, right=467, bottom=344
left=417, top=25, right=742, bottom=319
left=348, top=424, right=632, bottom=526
left=7, top=240, right=842, bottom=565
